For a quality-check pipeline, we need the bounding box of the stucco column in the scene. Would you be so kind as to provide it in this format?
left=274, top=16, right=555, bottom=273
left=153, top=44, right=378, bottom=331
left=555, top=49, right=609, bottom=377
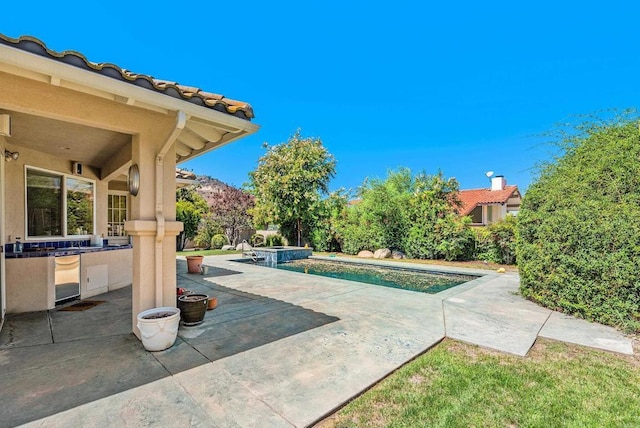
left=125, top=128, right=183, bottom=339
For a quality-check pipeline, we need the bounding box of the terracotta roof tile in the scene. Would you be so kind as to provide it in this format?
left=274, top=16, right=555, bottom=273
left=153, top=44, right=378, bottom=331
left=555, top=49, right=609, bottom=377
left=0, top=34, right=254, bottom=120
left=176, top=168, right=197, bottom=180
left=457, top=185, right=519, bottom=216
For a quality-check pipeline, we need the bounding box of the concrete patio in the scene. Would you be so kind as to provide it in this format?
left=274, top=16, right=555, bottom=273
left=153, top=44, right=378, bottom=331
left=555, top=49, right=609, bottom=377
left=0, top=255, right=634, bottom=427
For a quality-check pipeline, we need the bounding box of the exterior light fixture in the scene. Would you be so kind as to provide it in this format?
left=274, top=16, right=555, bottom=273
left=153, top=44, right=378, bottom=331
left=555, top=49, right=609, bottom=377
left=128, top=163, right=140, bottom=196
left=4, top=150, right=19, bottom=161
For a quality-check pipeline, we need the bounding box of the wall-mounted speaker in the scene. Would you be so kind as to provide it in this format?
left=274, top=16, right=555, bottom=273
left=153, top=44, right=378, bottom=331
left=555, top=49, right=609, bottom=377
left=0, top=114, right=11, bottom=137
left=72, top=161, right=83, bottom=175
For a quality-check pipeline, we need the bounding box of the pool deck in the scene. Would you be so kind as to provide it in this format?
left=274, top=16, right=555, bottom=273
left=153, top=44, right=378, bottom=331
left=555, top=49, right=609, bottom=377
left=0, top=254, right=635, bottom=427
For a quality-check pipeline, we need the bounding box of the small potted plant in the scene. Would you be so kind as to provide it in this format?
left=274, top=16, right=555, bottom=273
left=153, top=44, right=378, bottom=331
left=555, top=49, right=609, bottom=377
left=207, top=296, right=218, bottom=310
left=177, top=293, right=208, bottom=325
left=136, top=307, right=181, bottom=351
left=186, top=254, right=204, bottom=274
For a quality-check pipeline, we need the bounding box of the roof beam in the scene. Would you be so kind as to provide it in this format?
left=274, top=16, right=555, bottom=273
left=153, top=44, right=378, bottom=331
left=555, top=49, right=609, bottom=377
left=101, top=141, right=132, bottom=181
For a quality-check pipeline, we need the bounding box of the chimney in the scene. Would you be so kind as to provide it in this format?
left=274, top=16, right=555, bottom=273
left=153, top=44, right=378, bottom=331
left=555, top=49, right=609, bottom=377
left=491, top=175, right=506, bottom=191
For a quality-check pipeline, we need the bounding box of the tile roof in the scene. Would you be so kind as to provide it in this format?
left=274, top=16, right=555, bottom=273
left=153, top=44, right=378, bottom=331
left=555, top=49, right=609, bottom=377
left=0, top=34, right=254, bottom=120
left=176, top=168, right=197, bottom=181
left=457, top=185, right=519, bottom=216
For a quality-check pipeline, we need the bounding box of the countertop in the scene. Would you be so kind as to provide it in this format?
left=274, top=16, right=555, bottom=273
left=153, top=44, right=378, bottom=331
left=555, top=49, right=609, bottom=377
left=5, top=244, right=132, bottom=259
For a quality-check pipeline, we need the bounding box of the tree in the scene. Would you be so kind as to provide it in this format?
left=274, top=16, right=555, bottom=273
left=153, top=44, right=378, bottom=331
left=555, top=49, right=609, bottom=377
left=517, top=113, right=640, bottom=332
left=208, top=185, right=254, bottom=246
left=176, top=186, right=208, bottom=251
left=248, top=130, right=336, bottom=246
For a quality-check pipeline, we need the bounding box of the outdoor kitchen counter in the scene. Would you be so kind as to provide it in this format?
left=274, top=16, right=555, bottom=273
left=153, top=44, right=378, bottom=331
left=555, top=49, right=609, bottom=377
left=4, top=244, right=132, bottom=258
left=5, top=245, right=133, bottom=313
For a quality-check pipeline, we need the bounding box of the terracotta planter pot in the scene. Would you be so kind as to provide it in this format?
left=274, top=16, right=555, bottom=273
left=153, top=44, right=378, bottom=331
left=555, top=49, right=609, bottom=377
left=207, top=297, right=218, bottom=310
left=177, top=293, right=208, bottom=326
left=186, top=255, right=204, bottom=274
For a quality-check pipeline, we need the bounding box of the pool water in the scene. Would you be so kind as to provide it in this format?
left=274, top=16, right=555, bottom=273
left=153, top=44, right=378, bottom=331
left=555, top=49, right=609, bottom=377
left=267, top=258, right=477, bottom=294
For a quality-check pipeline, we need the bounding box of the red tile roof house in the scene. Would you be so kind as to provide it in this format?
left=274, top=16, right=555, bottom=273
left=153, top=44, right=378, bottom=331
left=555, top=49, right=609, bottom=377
left=457, top=176, right=522, bottom=226
left=0, top=34, right=258, bottom=338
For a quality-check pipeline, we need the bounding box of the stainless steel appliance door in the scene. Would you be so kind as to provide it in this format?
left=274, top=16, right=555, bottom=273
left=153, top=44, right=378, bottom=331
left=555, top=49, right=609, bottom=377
left=55, top=255, right=80, bottom=303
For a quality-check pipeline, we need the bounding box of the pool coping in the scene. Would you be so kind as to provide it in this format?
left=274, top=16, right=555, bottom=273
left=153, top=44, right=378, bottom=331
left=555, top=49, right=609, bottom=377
left=309, top=255, right=498, bottom=300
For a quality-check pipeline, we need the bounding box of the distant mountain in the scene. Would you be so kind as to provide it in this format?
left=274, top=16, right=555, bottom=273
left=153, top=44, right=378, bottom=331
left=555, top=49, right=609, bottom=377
left=194, top=175, right=250, bottom=206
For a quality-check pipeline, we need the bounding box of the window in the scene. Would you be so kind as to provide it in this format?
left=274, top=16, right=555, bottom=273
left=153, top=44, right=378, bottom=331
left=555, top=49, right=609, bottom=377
left=470, top=205, right=483, bottom=224
left=26, top=167, right=95, bottom=238
left=26, top=169, right=62, bottom=236
left=108, top=192, right=128, bottom=237
left=67, top=177, right=94, bottom=235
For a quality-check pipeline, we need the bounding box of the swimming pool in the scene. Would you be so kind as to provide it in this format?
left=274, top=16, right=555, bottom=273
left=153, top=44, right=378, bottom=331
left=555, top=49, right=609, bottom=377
left=245, top=258, right=478, bottom=294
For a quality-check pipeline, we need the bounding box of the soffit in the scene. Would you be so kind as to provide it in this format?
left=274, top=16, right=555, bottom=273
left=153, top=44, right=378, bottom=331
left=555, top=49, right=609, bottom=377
left=1, top=109, right=130, bottom=166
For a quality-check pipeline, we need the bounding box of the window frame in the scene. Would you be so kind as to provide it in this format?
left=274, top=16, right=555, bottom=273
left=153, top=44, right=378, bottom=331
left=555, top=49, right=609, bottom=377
left=107, top=190, right=129, bottom=239
left=24, top=165, right=96, bottom=240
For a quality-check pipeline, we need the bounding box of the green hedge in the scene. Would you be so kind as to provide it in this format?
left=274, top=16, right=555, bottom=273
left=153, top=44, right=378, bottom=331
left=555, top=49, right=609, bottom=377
left=210, top=234, right=228, bottom=249
left=517, top=119, right=640, bottom=332
left=473, top=216, right=517, bottom=265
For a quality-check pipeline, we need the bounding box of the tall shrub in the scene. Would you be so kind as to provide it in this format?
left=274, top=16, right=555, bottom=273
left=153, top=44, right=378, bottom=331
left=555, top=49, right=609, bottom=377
left=473, top=216, right=518, bottom=265
left=339, top=168, right=413, bottom=254
left=338, top=168, right=474, bottom=260
left=517, top=116, right=640, bottom=332
left=176, top=186, right=208, bottom=251
left=309, top=190, right=349, bottom=252
left=404, top=171, right=472, bottom=260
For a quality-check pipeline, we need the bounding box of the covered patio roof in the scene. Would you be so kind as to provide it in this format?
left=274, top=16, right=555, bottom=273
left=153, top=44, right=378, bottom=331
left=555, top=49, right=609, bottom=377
left=0, top=33, right=258, bottom=179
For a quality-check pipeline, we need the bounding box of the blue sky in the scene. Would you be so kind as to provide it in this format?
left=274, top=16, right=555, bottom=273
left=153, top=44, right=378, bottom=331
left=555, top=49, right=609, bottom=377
left=3, top=1, right=638, bottom=193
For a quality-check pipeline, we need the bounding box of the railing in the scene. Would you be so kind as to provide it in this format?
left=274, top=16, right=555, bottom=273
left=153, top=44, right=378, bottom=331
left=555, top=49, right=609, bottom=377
left=241, top=240, right=258, bottom=262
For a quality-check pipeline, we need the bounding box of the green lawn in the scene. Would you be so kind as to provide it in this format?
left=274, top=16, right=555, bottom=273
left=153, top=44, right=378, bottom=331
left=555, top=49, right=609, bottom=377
left=319, top=338, right=640, bottom=427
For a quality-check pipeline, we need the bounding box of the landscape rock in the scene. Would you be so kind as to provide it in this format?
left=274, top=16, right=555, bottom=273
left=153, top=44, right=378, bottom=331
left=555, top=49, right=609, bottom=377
left=373, top=248, right=392, bottom=259
left=357, top=250, right=374, bottom=258
left=392, top=250, right=406, bottom=260
left=221, top=245, right=235, bottom=251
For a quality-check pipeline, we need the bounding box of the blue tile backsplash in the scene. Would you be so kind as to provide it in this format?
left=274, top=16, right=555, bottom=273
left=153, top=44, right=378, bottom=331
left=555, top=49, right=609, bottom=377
left=4, top=239, right=109, bottom=253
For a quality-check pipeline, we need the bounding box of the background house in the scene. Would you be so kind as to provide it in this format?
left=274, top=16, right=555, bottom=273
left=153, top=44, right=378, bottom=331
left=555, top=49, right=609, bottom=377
left=458, top=175, right=521, bottom=226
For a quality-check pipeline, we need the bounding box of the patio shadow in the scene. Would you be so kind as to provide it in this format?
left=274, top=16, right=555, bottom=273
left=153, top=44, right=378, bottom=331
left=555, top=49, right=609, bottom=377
left=0, top=275, right=339, bottom=427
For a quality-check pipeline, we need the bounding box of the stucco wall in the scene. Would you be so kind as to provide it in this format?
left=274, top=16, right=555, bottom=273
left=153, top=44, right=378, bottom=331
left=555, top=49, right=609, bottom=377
left=3, top=142, right=109, bottom=243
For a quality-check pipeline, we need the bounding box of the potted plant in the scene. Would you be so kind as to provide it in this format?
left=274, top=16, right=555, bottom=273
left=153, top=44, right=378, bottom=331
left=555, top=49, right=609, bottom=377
left=136, top=307, right=180, bottom=351
left=186, top=254, right=204, bottom=274
left=207, top=296, right=218, bottom=310
left=177, top=293, right=208, bottom=325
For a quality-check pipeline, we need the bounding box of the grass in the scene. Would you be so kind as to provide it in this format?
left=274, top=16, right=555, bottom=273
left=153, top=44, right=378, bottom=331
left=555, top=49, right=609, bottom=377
left=176, top=249, right=241, bottom=256
left=317, top=338, right=640, bottom=427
